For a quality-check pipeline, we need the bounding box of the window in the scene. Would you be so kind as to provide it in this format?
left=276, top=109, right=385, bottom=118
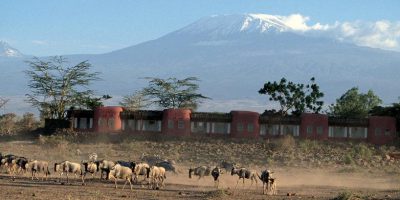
left=237, top=123, right=244, bottom=132
left=168, top=120, right=174, bottom=129
left=375, top=128, right=381, bottom=136
left=178, top=120, right=185, bottom=129
left=247, top=124, right=254, bottom=132
left=307, top=126, right=313, bottom=135
left=385, top=129, right=391, bottom=136
left=108, top=118, right=114, bottom=128
left=317, top=126, right=323, bottom=135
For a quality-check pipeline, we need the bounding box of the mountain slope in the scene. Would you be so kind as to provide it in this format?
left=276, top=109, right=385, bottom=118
left=1, top=14, right=400, bottom=113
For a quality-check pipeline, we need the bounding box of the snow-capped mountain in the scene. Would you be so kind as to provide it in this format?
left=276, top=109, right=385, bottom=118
left=1, top=14, right=400, bottom=113
left=0, top=41, right=23, bottom=57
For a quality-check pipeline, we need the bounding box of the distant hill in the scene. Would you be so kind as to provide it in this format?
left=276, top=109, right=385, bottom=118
left=1, top=14, right=400, bottom=113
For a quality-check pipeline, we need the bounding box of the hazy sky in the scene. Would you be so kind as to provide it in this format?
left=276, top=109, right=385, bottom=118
left=1, top=0, right=400, bottom=56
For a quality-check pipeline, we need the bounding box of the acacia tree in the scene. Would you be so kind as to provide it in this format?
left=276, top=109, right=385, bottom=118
left=142, top=77, right=209, bottom=110
left=258, top=77, right=324, bottom=116
left=119, top=90, right=151, bottom=111
left=330, top=87, right=382, bottom=118
left=25, top=56, right=100, bottom=119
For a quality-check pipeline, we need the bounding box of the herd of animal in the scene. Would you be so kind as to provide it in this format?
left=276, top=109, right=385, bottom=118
left=0, top=153, right=277, bottom=195
left=189, top=161, right=277, bottom=195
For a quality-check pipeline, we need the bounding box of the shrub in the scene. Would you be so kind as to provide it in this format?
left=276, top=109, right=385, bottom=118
left=344, top=153, right=354, bottom=165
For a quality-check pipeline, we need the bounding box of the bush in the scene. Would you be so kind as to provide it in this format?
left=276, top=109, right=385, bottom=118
left=344, top=153, right=354, bottom=165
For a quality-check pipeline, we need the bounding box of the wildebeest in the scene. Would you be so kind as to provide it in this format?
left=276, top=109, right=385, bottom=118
left=25, top=160, right=51, bottom=181
left=258, top=169, right=271, bottom=194
left=116, top=160, right=135, bottom=171
left=211, top=166, right=223, bottom=188
left=54, top=161, right=84, bottom=183
left=220, top=160, right=236, bottom=173
left=231, top=167, right=258, bottom=188
left=98, top=160, right=116, bottom=180
left=155, top=160, right=176, bottom=173
left=108, top=164, right=134, bottom=190
left=188, top=166, right=212, bottom=180
left=82, top=161, right=100, bottom=181
left=133, top=162, right=150, bottom=183
left=149, top=166, right=166, bottom=190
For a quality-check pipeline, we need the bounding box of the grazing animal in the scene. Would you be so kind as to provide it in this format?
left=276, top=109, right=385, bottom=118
left=15, top=157, right=29, bottom=174
left=155, top=160, right=176, bottom=173
left=98, top=160, right=116, bottom=180
left=25, top=160, right=50, bottom=181
left=108, top=164, right=133, bottom=190
left=211, top=166, right=223, bottom=188
left=258, top=170, right=271, bottom=194
left=54, top=161, right=84, bottom=183
left=188, top=166, right=212, bottom=180
left=82, top=161, right=100, bottom=181
left=220, top=160, right=236, bottom=173
left=149, top=166, right=166, bottom=190
left=116, top=161, right=136, bottom=171
left=133, top=162, right=150, bottom=183
left=268, top=178, right=277, bottom=195
left=231, top=167, right=258, bottom=188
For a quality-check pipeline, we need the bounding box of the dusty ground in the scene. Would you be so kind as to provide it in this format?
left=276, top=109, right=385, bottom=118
left=0, top=166, right=399, bottom=200
left=1, top=139, right=400, bottom=199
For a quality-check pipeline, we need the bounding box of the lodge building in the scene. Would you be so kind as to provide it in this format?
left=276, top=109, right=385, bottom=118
left=64, top=106, right=397, bottom=145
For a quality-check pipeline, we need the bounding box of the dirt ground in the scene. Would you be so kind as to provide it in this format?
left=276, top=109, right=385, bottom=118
left=1, top=140, right=400, bottom=199
left=0, top=168, right=399, bottom=200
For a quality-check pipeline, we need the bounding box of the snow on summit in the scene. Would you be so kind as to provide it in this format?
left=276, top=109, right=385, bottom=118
left=0, top=41, right=23, bottom=57
left=176, top=13, right=329, bottom=36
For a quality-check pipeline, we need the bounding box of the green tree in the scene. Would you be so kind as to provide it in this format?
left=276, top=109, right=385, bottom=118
left=330, top=87, right=382, bottom=118
left=119, top=90, right=151, bottom=111
left=25, top=56, right=100, bottom=119
left=258, top=77, right=324, bottom=116
left=142, top=77, right=209, bottom=110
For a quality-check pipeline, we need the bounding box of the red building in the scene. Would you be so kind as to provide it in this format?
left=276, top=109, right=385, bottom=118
left=67, top=106, right=397, bottom=145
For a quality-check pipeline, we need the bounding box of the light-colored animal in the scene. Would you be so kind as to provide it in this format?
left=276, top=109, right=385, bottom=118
left=149, top=166, right=166, bottom=190
left=25, top=160, right=50, bottom=181
left=133, top=162, right=150, bottom=183
left=108, top=164, right=133, bottom=190
left=211, top=166, right=223, bottom=188
left=98, top=160, right=116, bottom=180
left=258, top=170, right=271, bottom=194
left=54, top=161, right=84, bottom=183
left=188, top=166, right=212, bottom=180
left=82, top=161, right=99, bottom=181
left=231, top=167, right=258, bottom=188
left=268, top=178, right=277, bottom=195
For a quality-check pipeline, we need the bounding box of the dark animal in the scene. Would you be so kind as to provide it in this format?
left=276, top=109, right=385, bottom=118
left=231, top=167, right=258, bottom=188
left=211, top=166, right=223, bottom=188
left=258, top=170, right=271, bottom=194
left=155, top=160, right=176, bottom=173
left=189, top=166, right=212, bottom=180
left=220, top=160, right=236, bottom=173
left=116, top=160, right=136, bottom=171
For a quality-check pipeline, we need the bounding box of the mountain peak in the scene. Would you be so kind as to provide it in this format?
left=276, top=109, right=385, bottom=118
left=174, top=13, right=319, bottom=36
left=0, top=41, right=23, bottom=57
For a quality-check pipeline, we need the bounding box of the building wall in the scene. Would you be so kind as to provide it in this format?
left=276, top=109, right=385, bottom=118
left=76, top=106, right=397, bottom=145
left=94, top=106, right=123, bottom=132
left=161, top=109, right=191, bottom=136
left=368, top=116, right=397, bottom=145
left=300, top=113, right=329, bottom=140
left=230, top=111, right=260, bottom=138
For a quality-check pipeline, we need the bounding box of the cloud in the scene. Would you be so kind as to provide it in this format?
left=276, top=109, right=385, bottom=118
left=280, top=14, right=330, bottom=31
left=284, top=14, right=400, bottom=51
left=32, top=40, right=48, bottom=45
